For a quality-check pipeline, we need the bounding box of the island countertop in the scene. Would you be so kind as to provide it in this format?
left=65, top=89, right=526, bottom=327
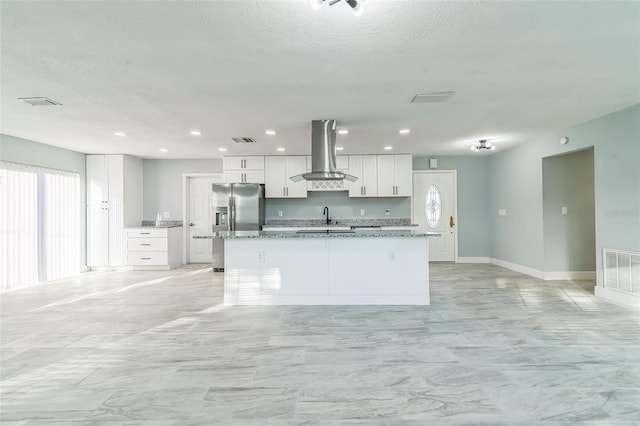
left=193, top=230, right=439, bottom=239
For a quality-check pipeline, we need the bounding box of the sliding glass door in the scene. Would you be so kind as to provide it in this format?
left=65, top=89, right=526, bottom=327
left=0, top=162, right=80, bottom=292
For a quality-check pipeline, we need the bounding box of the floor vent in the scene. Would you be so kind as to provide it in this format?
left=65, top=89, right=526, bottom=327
left=603, top=248, right=640, bottom=294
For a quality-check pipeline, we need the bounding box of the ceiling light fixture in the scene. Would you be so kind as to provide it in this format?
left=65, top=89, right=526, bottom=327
left=113, top=132, right=127, bottom=137
left=470, top=139, right=495, bottom=152
left=336, top=146, right=344, bottom=151
left=265, top=130, right=276, bottom=136
left=218, top=148, right=227, bottom=152
left=384, top=146, right=393, bottom=151
left=310, top=0, right=363, bottom=16
left=399, top=129, right=411, bottom=135
left=190, top=130, right=202, bottom=136
left=159, top=148, right=168, bottom=153
left=277, top=147, right=285, bottom=152
left=338, top=129, right=349, bottom=135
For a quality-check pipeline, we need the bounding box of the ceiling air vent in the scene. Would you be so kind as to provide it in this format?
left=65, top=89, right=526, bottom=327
left=231, top=137, right=257, bottom=143
left=18, top=97, right=62, bottom=106
left=411, top=92, right=455, bottom=103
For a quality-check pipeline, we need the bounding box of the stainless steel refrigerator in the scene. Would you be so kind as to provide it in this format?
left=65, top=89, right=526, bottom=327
left=211, top=183, right=265, bottom=271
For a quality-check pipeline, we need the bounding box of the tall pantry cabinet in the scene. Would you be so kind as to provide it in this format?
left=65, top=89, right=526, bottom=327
left=87, top=155, right=143, bottom=269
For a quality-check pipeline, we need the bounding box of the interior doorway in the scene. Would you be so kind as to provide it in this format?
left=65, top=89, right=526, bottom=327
left=182, top=173, right=223, bottom=264
left=413, top=171, right=458, bottom=262
left=542, top=147, right=596, bottom=281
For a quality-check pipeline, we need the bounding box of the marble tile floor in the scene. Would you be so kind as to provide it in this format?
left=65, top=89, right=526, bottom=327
left=1, top=263, right=639, bottom=425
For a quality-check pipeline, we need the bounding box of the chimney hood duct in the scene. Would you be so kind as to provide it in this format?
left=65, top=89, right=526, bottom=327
left=290, top=120, right=358, bottom=182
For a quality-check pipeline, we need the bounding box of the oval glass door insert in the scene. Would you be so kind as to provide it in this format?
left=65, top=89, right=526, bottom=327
left=424, top=184, right=442, bottom=229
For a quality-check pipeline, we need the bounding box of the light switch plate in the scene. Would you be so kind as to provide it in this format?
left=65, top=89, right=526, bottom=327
left=163, top=211, right=170, bottom=218
left=561, top=206, right=568, bottom=215
left=498, top=209, right=507, bottom=216
left=278, top=210, right=283, bottom=217
left=360, top=209, right=365, bottom=216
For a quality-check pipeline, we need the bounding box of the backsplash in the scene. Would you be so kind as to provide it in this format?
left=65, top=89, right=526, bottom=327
left=265, top=191, right=411, bottom=220
left=141, top=220, right=184, bottom=228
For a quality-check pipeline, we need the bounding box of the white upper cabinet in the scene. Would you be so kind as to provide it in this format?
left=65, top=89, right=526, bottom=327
left=377, top=154, right=412, bottom=197
left=348, top=155, right=378, bottom=197
left=223, top=156, right=265, bottom=183
left=265, top=156, right=308, bottom=198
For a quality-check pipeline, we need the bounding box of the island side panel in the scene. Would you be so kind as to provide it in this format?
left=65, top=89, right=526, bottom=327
left=224, top=238, right=329, bottom=305
left=327, top=237, right=429, bottom=305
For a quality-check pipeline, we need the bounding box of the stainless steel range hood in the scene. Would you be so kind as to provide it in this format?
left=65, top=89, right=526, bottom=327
left=290, top=120, right=358, bottom=182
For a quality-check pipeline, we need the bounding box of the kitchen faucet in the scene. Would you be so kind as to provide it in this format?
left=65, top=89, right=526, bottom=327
left=323, top=206, right=331, bottom=225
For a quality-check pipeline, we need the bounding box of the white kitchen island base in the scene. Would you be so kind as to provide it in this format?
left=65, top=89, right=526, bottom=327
left=223, top=236, right=429, bottom=305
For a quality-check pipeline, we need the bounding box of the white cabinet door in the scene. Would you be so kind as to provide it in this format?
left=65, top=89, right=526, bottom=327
left=377, top=155, right=412, bottom=197
left=265, top=156, right=307, bottom=198
left=87, top=205, right=108, bottom=266
left=86, top=155, right=108, bottom=205
left=265, top=156, right=286, bottom=198
left=107, top=155, right=124, bottom=205
left=224, top=170, right=265, bottom=184
left=223, top=156, right=264, bottom=170
left=394, top=155, right=413, bottom=196
left=285, top=156, right=308, bottom=198
left=243, top=156, right=265, bottom=170
left=223, top=157, right=243, bottom=170
left=348, top=155, right=378, bottom=197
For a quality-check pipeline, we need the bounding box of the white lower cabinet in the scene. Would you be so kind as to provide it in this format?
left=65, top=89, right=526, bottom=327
left=126, top=227, right=183, bottom=270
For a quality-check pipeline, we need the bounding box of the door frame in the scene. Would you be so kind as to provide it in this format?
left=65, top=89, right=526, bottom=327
left=182, top=172, right=223, bottom=264
left=412, top=170, right=459, bottom=262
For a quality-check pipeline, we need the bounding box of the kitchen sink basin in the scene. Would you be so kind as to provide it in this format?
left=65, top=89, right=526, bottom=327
left=296, top=230, right=356, bottom=234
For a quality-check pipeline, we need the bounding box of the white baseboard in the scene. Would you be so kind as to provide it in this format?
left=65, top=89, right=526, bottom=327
left=489, top=258, right=546, bottom=280
left=595, top=286, right=640, bottom=310
left=544, top=271, right=596, bottom=281
left=457, top=257, right=491, bottom=263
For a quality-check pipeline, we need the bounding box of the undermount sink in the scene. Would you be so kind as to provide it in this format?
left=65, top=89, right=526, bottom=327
left=296, top=230, right=356, bottom=234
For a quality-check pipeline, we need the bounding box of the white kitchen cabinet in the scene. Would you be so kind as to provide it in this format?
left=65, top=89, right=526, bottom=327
left=126, top=227, right=183, bottom=270
left=223, top=156, right=265, bottom=183
left=348, top=155, right=378, bottom=197
left=377, top=154, right=412, bottom=197
left=86, top=154, right=142, bottom=269
left=265, top=156, right=307, bottom=198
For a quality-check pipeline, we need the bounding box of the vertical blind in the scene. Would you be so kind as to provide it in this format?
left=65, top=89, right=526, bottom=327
left=0, top=162, right=80, bottom=292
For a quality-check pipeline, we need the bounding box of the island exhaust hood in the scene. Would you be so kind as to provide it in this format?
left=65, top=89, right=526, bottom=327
left=289, top=120, right=358, bottom=182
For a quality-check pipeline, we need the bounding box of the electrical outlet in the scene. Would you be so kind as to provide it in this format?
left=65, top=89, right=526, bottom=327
left=561, top=206, right=568, bottom=215
left=360, top=209, right=365, bottom=216
left=278, top=210, right=283, bottom=217
left=385, top=209, right=390, bottom=216
left=388, top=250, right=397, bottom=262
left=163, top=211, right=170, bottom=218
left=257, top=251, right=265, bottom=262
left=498, top=209, right=507, bottom=216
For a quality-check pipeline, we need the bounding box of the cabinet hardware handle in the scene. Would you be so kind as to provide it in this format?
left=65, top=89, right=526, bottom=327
left=141, top=257, right=151, bottom=260
left=141, top=243, right=151, bottom=246
left=141, top=232, right=150, bottom=234
left=449, top=216, right=455, bottom=228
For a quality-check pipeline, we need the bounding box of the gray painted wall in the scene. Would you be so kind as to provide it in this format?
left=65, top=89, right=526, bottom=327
left=542, top=148, right=596, bottom=272
left=265, top=192, right=411, bottom=222
left=142, top=159, right=222, bottom=220
left=413, top=156, right=491, bottom=258
left=0, top=134, right=87, bottom=265
left=489, top=103, right=640, bottom=287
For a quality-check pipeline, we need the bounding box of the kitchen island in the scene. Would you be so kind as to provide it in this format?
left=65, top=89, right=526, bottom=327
left=196, top=230, right=438, bottom=305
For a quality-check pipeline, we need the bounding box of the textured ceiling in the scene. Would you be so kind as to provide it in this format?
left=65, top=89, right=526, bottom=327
left=1, top=0, right=639, bottom=159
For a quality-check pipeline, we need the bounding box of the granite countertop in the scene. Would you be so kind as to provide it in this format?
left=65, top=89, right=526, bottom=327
left=126, top=220, right=184, bottom=229
left=194, top=230, right=439, bottom=239
left=264, top=219, right=415, bottom=228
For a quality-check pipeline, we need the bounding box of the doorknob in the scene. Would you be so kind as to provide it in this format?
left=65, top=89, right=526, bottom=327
left=449, top=216, right=455, bottom=228
left=190, top=223, right=195, bottom=227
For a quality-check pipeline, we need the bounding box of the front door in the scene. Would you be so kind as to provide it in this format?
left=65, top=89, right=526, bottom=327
left=188, top=177, right=218, bottom=263
left=413, top=171, right=457, bottom=262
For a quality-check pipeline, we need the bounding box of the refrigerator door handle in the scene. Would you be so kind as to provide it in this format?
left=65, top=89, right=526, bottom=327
left=228, top=196, right=236, bottom=231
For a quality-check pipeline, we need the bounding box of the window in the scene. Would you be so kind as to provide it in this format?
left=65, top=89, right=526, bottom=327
left=424, top=184, right=442, bottom=229
left=0, top=162, right=79, bottom=292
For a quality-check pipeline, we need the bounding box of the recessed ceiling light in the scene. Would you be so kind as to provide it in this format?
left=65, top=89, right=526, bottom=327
left=336, top=146, right=344, bottom=151
left=276, top=147, right=285, bottom=152
left=218, top=148, right=227, bottom=152
left=338, top=129, right=349, bottom=135
left=384, top=146, right=393, bottom=150
left=190, top=130, right=202, bottom=136
left=159, top=148, right=168, bottom=153
left=265, top=130, right=277, bottom=136
left=113, top=132, right=127, bottom=137
left=399, top=129, right=411, bottom=135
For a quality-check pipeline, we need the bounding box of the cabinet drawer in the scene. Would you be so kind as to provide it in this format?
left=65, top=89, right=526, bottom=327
left=127, top=252, right=168, bottom=266
left=127, top=238, right=168, bottom=251
left=126, top=228, right=167, bottom=238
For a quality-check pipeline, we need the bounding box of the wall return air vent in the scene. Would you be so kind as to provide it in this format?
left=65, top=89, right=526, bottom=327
left=231, top=137, right=257, bottom=144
